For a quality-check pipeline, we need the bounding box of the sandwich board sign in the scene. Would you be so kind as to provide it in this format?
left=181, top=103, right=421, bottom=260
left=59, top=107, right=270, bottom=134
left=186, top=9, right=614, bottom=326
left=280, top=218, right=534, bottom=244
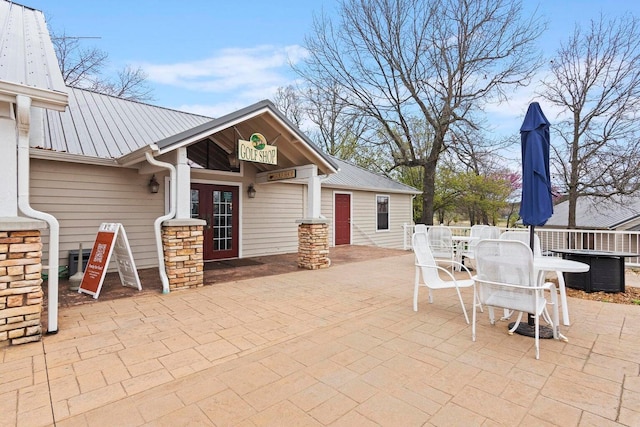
left=78, top=223, right=142, bottom=299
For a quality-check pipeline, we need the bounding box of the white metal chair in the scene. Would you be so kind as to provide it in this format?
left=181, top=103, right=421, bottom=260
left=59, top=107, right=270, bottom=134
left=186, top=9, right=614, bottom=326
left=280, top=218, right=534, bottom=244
left=487, top=226, right=501, bottom=239
left=462, top=225, right=492, bottom=268
left=472, top=239, right=561, bottom=359
left=499, top=230, right=571, bottom=325
left=499, top=230, right=542, bottom=255
left=412, top=232, right=474, bottom=324
left=426, top=225, right=456, bottom=268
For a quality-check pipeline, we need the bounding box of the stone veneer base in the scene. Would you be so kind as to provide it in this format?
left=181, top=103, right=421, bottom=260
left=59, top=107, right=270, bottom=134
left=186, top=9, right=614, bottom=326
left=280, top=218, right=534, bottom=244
left=298, top=222, right=330, bottom=270
left=0, top=230, right=43, bottom=346
left=161, top=225, right=204, bottom=291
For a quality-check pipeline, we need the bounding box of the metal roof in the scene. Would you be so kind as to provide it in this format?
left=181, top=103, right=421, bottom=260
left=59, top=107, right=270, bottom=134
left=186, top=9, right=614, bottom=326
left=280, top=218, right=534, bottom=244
left=34, top=86, right=213, bottom=158
left=324, top=156, right=421, bottom=195
left=545, top=196, right=640, bottom=229
left=0, top=1, right=67, bottom=109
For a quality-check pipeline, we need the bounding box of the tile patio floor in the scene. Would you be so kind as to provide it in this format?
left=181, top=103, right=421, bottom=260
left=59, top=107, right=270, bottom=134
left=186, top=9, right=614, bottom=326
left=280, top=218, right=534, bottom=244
left=3, top=250, right=640, bottom=426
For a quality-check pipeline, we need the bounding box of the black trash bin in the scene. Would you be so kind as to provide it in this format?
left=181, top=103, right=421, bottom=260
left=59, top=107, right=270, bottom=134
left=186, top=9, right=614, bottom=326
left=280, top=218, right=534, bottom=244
left=68, top=249, right=92, bottom=276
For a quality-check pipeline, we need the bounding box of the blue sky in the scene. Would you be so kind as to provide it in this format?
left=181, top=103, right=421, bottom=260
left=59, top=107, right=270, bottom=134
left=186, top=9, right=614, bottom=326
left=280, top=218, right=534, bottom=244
left=24, top=0, right=640, bottom=134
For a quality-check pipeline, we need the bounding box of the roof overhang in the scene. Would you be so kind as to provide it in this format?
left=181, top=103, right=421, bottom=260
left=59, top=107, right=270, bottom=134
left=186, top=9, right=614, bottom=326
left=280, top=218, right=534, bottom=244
left=152, top=100, right=338, bottom=176
left=0, top=81, right=68, bottom=111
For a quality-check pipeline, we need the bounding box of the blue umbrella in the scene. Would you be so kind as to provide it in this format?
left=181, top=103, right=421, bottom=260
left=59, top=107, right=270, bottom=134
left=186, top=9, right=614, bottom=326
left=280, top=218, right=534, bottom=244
left=519, top=102, right=553, bottom=248
left=517, top=102, right=553, bottom=335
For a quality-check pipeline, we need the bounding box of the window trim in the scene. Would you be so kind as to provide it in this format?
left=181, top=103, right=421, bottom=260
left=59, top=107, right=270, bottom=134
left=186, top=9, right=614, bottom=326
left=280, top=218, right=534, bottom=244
left=376, top=194, right=390, bottom=232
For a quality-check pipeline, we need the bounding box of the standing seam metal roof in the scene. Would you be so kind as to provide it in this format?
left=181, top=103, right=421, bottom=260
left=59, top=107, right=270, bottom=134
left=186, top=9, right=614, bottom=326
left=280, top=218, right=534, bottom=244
left=0, top=1, right=66, bottom=98
left=36, top=86, right=213, bottom=157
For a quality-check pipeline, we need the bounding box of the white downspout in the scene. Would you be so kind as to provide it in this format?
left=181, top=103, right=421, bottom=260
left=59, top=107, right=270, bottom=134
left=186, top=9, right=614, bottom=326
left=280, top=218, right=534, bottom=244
left=145, top=151, right=176, bottom=294
left=16, top=95, right=60, bottom=333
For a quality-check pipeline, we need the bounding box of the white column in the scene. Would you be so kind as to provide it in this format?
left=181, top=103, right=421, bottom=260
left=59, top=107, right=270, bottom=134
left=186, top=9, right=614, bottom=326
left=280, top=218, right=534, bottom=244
left=307, top=165, right=322, bottom=219
left=175, top=147, right=191, bottom=219
left=0, top=101, right=18, bottom=217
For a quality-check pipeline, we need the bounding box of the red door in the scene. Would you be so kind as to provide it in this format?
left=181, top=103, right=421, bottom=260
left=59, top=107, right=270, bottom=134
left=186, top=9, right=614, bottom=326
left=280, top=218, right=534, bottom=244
left=191, top=184, right=239, bottom=260
left=335, top=193, right=351, bottom=245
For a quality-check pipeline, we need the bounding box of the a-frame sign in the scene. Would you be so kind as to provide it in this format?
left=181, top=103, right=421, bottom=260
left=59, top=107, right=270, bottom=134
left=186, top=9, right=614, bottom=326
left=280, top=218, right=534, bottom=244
left=78, top=223, right=142, bottom=299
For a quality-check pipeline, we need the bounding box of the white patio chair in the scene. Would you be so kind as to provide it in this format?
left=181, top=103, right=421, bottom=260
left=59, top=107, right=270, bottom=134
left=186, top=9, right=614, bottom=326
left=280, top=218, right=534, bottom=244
left=487, top=226, right=501, bottom=239
left=472, top=239, right=561, bottom=359
left=412, top=232, right=474, bottom=324
left=499, top=230, right=541, bottom=255
left=426, top=225, right=456, bottom=268
left=414, top=224, right=428, bottom=235
left=462, top=225, right=492, bottom=268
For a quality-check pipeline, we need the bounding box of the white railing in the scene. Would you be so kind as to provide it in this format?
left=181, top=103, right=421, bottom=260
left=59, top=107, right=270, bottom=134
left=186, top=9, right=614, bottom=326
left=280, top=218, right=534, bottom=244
left=403, top=223, right=640, bottom=268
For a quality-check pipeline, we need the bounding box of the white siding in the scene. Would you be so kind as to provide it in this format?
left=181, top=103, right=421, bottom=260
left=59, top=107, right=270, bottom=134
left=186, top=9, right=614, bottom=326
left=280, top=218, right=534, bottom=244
left=322, top=188, right=413, bottom=249
left=30, top=159, right=165, bottom=270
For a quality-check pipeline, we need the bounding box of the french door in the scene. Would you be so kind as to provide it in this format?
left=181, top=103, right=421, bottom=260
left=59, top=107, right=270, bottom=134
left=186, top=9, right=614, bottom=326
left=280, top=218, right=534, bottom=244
left=191, top=184, right=239, bottom=260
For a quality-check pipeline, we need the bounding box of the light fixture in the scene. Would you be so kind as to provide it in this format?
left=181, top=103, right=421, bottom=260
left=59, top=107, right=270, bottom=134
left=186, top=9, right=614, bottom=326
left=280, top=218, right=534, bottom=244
left=228, top=128, right=240, bottom=168
left=247, top=184, right=256, bottom=198
left=148, top=175, right=160, bottom=194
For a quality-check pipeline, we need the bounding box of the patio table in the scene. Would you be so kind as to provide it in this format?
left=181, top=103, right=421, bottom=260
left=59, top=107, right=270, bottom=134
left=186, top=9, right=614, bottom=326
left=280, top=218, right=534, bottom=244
left=451, top=235, right=479, bottom=270
left=534, top=256, right=589, bottom=326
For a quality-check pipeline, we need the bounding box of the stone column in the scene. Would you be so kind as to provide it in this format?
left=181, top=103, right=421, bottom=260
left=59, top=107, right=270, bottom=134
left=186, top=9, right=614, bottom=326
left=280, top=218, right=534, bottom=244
left=296, top=219, right=330, bottom=270
left=0, top=229, right=44, bottom=346
left=161, top=219, right=204, bottom=291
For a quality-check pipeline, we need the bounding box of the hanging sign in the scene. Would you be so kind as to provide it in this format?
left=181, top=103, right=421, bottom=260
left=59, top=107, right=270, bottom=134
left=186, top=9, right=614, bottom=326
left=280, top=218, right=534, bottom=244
left=78, top=223, right=142, bottom=299
left=238, top=133, right=278, bottom=165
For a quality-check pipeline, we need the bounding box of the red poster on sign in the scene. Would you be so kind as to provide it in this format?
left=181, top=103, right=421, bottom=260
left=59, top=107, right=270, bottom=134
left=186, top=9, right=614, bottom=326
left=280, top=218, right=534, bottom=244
left=78, top=230, right=116, bottom=297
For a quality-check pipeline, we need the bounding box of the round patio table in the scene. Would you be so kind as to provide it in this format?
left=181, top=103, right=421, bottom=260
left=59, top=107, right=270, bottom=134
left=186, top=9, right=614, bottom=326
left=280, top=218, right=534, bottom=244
left=534, top=256, right=589, bottom=326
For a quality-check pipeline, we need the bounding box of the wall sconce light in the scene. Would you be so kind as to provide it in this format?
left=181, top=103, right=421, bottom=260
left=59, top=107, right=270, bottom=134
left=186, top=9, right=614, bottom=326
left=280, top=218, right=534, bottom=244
left=148, top=175, right=160, bottom=194
left=247, top=184, right=256, bottom=199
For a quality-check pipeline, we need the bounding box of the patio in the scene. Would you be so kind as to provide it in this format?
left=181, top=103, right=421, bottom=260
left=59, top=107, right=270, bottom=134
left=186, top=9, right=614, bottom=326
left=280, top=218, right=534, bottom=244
left=3, top=248, right=640, bottom=426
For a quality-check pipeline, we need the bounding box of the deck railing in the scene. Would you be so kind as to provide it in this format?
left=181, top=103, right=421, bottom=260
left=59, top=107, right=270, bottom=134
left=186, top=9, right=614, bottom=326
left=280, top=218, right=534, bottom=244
left=403, top=224, right=640, bottom=268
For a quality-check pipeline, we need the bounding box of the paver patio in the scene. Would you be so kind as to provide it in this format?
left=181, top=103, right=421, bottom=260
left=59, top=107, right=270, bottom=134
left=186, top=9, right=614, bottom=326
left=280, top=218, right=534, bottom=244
left=2, top=251, right=640, bottom=426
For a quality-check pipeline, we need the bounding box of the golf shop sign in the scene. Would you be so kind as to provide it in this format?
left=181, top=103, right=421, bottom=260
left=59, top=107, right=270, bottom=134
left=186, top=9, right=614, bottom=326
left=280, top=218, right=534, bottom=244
left=238, top=133, right=277, bottom=165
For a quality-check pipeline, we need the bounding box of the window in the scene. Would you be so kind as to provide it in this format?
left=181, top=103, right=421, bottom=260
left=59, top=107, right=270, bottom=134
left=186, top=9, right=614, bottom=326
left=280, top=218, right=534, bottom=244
left=377, top=195, right=389, bottom=231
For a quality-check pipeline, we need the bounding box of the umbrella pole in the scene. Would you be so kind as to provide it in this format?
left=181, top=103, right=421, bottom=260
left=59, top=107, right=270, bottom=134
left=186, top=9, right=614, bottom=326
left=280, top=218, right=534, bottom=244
left=508, top=225, right=555, bottom=339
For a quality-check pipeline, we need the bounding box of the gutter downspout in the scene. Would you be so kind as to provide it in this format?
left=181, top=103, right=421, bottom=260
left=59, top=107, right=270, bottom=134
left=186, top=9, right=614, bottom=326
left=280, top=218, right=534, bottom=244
left=16, top=95, right=60, bottom=333
left=145, top=151, right=176, bottom=294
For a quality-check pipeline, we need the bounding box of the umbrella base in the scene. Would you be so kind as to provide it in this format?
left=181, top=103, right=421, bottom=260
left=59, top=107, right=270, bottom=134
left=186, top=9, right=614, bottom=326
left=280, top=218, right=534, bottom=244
left=508, top=322, right=554, bottom=339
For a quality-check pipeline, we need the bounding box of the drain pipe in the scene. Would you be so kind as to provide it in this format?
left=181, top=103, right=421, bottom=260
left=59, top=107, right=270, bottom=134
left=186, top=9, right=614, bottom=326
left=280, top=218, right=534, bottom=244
left=145, top=151, right=176, bottom=294
left=16, top=95, right=60, bottom=333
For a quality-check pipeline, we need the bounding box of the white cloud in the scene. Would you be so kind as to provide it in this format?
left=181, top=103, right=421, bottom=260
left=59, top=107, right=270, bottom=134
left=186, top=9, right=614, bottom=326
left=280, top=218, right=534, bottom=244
left=141, top=45, right=307, bottom=95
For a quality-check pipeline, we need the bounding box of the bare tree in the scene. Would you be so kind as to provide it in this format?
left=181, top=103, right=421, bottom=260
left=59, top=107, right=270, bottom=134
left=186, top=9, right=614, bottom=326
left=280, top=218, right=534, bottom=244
left=52, top=31, right=153, bottom=102
left=297, top=0, right=544, bottom=224
left=305, top=84, right=371, bottom=162
left=272, top=85, right=306, bottom=128
left=541, top=15, right=640, bottom=228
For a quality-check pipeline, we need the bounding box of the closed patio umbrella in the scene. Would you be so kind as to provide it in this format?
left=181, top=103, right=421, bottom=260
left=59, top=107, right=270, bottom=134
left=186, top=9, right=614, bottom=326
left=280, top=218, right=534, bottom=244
left=517, top=102, right=554, bottom=337
left=519, top=102, right=553, bottom=239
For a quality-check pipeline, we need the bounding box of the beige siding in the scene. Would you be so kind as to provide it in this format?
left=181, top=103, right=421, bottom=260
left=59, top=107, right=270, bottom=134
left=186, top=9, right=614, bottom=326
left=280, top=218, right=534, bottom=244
left=31, top=159, right=164, bottom=270
left=322, top=188, right=413, bottom=249
left=241, top=182, right=304, bottom=257
left=191, top=167, right=305, bottom=258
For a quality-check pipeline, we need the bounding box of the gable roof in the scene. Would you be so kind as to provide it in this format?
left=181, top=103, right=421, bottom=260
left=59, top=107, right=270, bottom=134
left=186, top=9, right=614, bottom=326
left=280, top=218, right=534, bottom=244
left=0, top=1, right=67, bottom=109
left=153, top=99, right=338, bottom=175
left=545, top=196, right=640, bottom=229
left=324, top=156, right=421, bottom=195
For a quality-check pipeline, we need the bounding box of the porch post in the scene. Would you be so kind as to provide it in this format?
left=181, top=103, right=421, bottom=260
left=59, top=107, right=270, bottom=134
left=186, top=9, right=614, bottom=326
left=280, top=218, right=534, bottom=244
left=307, top=165, right=322, bottom=219
left=175, top=147, right=191, bottom=219
left=159, top=148, right=206, bottom=289
left=297, top=165, right=330, bottom=269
